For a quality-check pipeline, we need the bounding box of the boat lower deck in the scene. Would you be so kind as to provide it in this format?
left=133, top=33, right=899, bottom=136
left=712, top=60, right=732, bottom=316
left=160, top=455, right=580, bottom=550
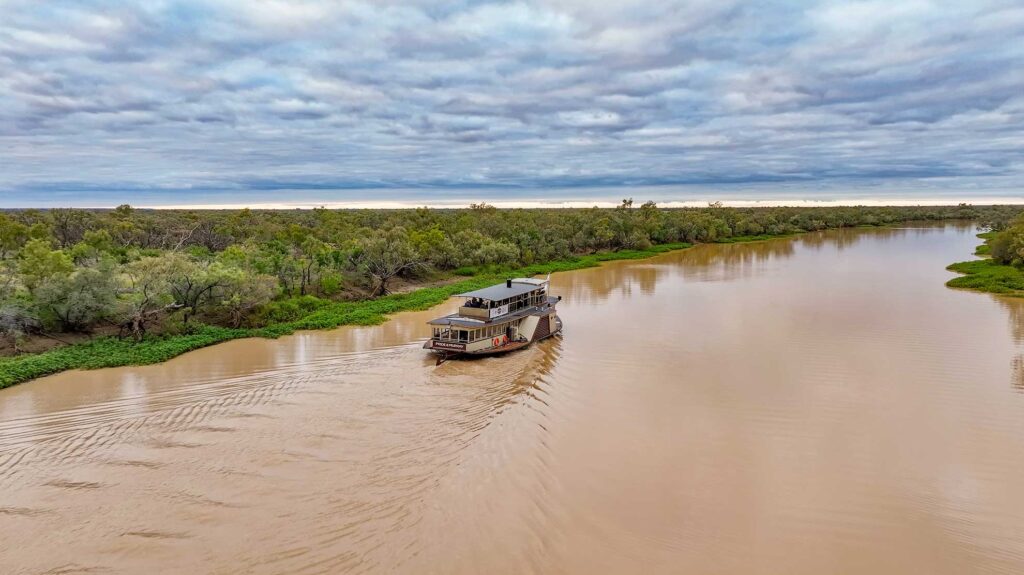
left=427, top=316, right=562, bottom=361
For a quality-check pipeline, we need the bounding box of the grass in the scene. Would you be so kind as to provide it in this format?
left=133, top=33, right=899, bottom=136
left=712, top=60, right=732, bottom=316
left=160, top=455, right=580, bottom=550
left=0, top=242, right=692, bottom=389
left=946, top=232, right=1024, bottom=297
left=715, top=234, right=793, bottom=244
left=946, top=259, right=1024, bottom=296
left=973, top=231, right=997, bottom=256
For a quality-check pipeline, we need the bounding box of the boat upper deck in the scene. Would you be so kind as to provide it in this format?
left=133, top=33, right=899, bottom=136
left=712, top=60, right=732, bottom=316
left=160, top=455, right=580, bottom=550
left=441, top=278, right=554, bottom=323
left=428, top=295, right=559, bottom=328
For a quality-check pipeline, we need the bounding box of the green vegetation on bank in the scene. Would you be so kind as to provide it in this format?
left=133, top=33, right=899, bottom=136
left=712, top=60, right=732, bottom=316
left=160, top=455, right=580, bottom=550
left=1, top=202, right=1022, bottom=388
left=946, top=259, right=1024, bottom=295
left=946, top=218, right=1024, bottom=297
left=0, top=243, right=690, bottom=388
left=715, top=233, right=794, bottom=244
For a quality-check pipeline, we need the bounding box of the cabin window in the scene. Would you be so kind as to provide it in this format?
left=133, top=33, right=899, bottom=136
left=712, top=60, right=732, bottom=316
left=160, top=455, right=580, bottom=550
left=458, top=330, right=468, bottom=342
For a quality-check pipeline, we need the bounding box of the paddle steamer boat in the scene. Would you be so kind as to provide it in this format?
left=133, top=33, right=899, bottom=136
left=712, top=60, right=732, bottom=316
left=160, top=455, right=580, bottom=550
left=424, top=277, right=562, bottom=361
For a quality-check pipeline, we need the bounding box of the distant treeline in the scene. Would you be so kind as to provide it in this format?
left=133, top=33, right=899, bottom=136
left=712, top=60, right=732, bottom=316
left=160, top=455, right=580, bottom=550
left=0, top=202, right=1018, bottom=349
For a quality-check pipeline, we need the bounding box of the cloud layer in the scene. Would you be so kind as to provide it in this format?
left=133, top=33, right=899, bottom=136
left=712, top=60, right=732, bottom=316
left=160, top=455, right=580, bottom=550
left=1, top=0, right=1022, bottom=204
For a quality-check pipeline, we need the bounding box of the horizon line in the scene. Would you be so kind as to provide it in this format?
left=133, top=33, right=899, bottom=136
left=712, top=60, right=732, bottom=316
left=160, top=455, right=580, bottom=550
left=4, top=197, right=1024, bottom=210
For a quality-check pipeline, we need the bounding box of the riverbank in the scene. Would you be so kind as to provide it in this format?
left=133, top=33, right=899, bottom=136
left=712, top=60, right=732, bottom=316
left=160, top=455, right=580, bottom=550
left=946, top=232, right=1024, bottom=296
left=3, top=220, right=1009, bottom=390
left=0, top=242, right=693, bottom=389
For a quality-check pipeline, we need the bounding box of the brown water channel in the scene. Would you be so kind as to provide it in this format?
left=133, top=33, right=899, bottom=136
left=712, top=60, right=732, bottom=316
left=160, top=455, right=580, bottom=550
left=3, top=223, right=1024, bottom=574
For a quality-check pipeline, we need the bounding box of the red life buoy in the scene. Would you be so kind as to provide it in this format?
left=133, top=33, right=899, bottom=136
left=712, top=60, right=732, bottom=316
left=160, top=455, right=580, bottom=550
left=502, top=335, right=508, bottom=344
left=492, top=337, right=500, bottom=347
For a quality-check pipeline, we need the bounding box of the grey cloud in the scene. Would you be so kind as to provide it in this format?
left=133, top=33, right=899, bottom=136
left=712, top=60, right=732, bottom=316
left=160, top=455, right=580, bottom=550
left=0, top=0, right=1022, bottom=204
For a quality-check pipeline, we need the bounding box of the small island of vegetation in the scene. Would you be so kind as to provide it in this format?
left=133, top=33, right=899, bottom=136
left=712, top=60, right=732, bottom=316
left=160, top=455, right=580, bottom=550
left=1, top=202, right=1019, bottom=389
left=947, top=212, right=1024, bottom=297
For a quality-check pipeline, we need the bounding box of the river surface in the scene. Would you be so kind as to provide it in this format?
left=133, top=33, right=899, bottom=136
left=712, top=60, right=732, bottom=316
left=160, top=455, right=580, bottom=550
left=3, top=223, right=1024, bottom=574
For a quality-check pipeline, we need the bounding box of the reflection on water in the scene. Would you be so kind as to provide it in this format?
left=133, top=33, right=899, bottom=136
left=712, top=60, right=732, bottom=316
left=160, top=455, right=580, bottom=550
left=558, top=236, right=799, bottom=305
left=3, top=222, right=1024, bottom=574
left=996, top=297, right=1024, bottom=393
left=999, top=296, right=1024, bottom=344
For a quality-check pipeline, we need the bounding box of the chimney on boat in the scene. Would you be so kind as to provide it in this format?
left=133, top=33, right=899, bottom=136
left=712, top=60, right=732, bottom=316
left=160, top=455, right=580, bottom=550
left=506, top=278, right=512, bottom=288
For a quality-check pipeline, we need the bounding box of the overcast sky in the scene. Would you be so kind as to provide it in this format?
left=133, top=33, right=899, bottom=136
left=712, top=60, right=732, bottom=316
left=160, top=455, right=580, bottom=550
left=1, top=0, right=1022, bottom=207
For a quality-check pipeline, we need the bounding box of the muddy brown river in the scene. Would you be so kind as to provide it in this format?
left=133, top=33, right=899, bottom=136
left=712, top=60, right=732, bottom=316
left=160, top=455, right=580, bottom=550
left=3, top=223, right=1024, bottom=574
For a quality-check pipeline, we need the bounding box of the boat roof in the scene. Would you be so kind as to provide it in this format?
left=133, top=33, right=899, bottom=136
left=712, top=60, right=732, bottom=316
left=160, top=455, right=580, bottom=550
left=455, top=278, right=546, bottom=301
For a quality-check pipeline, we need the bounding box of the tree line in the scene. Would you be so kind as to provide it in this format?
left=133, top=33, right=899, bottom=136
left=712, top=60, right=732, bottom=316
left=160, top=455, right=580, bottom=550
left=0, top=202, right=1015, bottom=351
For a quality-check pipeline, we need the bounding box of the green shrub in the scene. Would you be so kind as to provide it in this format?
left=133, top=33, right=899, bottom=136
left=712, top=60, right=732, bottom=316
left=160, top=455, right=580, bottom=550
left=255, top=295, right=331, bottom=324
left=319, top=272, right=343, bottom=296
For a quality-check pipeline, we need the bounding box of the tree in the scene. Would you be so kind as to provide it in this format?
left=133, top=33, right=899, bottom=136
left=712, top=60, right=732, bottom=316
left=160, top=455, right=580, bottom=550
left=70, top=229, right=116, bottom=264
left=0, top=301, right=39, bottom=351
left=49, top=208, right=91, bottom=248
left=0, top=213, right=29, bottom=259
left=18, top=239, right=73, bottom=292
left=108, top=206, right=138, bottom=248
left=472, top=239, right=519, bottom=266
left=990, top=215, right=1024, bottom=267
left=112, top=204, right=134, bottom=220
left=353, top=227, right=423, bottom=295
left=297, top=236, right=330, bottom=296
left=218, top=269, right=278, bottom=328
left=589, top=217, right=616, bottom=251
left=0, top=259, right=17, bottom=300
left=34, top=263, right=117, bottom=332
left=410, top=226, right=459, bottom=269
left=117, top=256, right=178, bottom=341
left=162, top=253, right=230, bottom=325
